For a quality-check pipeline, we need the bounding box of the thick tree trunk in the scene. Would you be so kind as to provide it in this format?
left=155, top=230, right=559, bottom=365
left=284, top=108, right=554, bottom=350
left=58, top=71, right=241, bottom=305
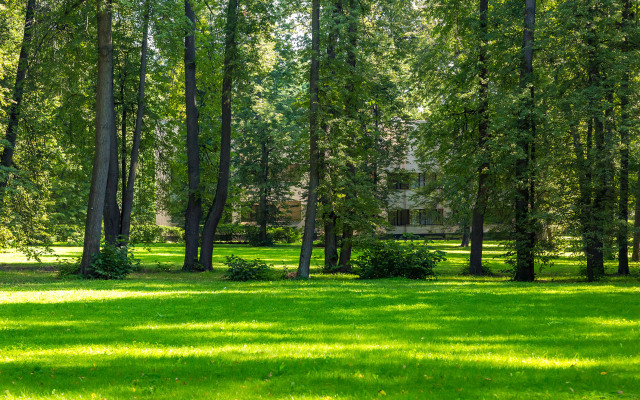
left=182, top=0, right=202, bottom=271
left=0, top=0, right=36, bottom=198
left=514, top=0, right=536, bottom=282
left=617, top=0, right=632, bottom=275
left=199, top=0, right=239, bottom=270
left=469, top=0, right=490, bottom=276
left=120, top=0, right=150, bottom=242
left=80, top=0, right=116, bottom=275
left=298, top=0, right=321, bottom=279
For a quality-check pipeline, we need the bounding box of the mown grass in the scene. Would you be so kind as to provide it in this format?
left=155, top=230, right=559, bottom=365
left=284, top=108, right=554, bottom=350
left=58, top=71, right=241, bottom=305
left=1, top=242, right=639, bottom=399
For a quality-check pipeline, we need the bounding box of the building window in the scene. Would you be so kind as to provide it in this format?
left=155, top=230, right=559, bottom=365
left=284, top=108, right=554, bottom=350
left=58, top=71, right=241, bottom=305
left=411, top=209, right=444, bottom=225
left=389, top=209, right=410, bottom=226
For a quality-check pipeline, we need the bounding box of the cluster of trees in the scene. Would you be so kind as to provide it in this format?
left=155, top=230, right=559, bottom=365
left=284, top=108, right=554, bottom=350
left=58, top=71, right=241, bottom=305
left=1, top=0, right=638, bottom=281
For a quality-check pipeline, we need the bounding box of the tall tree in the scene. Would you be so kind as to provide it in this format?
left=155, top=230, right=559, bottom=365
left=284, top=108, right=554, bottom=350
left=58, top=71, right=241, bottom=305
left=469, top=0, right=490, bottom=276
left=298, top=0, right=321, bottom=279
left=0, top=0, right=36, bottom=199
left=199, top=0, right=239, bottom=271
left=80, top=0, right=116, bottom=275
left=513, top=0, right=536, bottom=282
left=182, top=0, right=202, bottom=271
left=617, top=0, right=632, bottom=275
left=120, top=0, right=151, bottom=243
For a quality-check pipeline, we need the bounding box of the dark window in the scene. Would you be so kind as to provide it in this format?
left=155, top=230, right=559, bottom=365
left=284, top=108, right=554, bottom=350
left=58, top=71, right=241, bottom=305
left=389, top=209, right=411, bottom=226
left=411, top=209, right=444, bottom=225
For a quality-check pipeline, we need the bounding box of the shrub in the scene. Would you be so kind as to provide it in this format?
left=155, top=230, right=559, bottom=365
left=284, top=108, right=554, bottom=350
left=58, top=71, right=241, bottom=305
left=224, top=255, right=270, bottom=281
left=90, top=242, right=140, bottom=280
left=128, top=224, right=184, bottom=244
left=129, top=224, right=163, bottom=243
left=353, top=240, right=445, bottom=280
left=271, top=227, right=300, bottom=243
left=52, top=224, right=83, bottom=244
left=246, top=226, right=274, bottom=247
left=215, top=223, right=245, bottom=243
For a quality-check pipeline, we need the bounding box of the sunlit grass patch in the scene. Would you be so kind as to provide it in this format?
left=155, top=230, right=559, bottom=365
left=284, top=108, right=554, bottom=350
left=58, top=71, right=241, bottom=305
left=1, top=276, right=639, bottom=399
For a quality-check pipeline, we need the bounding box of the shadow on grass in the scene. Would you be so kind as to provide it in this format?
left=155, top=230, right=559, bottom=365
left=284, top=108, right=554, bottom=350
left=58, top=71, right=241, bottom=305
left=2, top=281, right=639, bottom=399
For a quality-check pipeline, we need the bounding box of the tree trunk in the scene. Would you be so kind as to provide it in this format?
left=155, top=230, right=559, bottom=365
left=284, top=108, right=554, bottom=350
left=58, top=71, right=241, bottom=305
left=199, top=0, right=239, bottom=270
left=337, top=227, right=353, bottom=273
left=0, top=0, right=36, bottom=198
left=80, top=0, right=116, bottom=276
left=460, top=222, right=470, bottom=247
left=324, top=212, right=339, bottom=268
left=182, top=0, right=202, bottom=271
left=337, top=0, right=358, bottom=272
left=514, top=0, right=536, bottom=282
left=633, top=163, right=640, bottom=261
left=257, top=138, right=269, bottom=245
left=469, top=0, right=489, bottom=276
left=617, top=0, right=631, bottom=275
left=120, top=105, right=127, bottom=219
left=321, top=0, right=340, bottom=271
left=298, top=0, right=321, bottom=279
left=120, top=0, right=150, bottom=243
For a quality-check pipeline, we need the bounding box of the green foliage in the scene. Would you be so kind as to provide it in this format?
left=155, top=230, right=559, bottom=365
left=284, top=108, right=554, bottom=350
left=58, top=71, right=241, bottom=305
left=129, top=224, right=184, bottom=244
left=354, top=240, right=445, bottom=280
left=215, top=223, right=245, bottom=243
left=223, top=255, right=270, bottom=281
left=270, top=226, right=300, bottom=244
left=89, top=242, right=140, bottom=280
left=245, top=226, right=274, bottom=247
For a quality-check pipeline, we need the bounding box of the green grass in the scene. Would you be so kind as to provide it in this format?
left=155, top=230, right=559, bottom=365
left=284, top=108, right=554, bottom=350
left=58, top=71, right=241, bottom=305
left=1, top=242, right=639, bottom=399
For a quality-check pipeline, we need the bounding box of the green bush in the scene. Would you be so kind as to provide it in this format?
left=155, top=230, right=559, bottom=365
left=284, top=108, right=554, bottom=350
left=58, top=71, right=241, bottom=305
left=223, top=255, right=270, bottom=281
left=271, top=227, right=300, bottom=243
left=129, top=224, right=163, bottom=243
left=90, top=242, right=140, bottom=280
left=215, top=223, right=245, bottom=243
left=129, top=224, right=184, bottom=244
left=246, top=226, right=274, bottom=247
left=354, top=240, right=445, bottom=280
left=51, top=224, right=83, bottom=244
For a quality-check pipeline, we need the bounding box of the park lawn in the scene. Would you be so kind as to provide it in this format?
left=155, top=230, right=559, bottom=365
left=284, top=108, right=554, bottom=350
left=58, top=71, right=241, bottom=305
left=1, top=242, right=639, bottom=399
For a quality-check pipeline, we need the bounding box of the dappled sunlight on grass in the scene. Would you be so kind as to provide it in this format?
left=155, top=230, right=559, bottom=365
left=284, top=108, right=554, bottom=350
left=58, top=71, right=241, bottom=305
left=1, top=242, right=640, bottom=398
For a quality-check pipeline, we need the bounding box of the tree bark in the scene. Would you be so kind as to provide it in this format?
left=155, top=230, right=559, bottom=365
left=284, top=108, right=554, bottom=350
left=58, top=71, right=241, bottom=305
left=0, top=0, right=36, bottom=198
left=257, top=138, right=270, bottom=245
left=298, top=0, right=321, bottom=279
left=80, top=0, right=116, bottom=275
left=617, top=0, right=632, bottom=275
left=181, top=0, right=202, bottom=271
left=337, top=0, right=358, bottom=271
left=199, top=0, right=239, bottom=270
left=469, top=0, right=489, bottom=276
left=460, top=222, right=470, bottom=247
left=120, top=0, right=150, bottom=243
left=514, top=0, right=536, bottom=282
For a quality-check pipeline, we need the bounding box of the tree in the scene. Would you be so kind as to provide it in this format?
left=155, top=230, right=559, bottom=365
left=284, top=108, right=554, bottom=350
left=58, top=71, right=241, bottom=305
left=0, top=0, right=36, bottom=200
left=120, top=0, right=151, bottom=243
left=199, top=0, right=240, bottom=271
left=469, top=0, right=490, bottom=276
left=182, top=0, right=202, bottom=271
left=513, top=0, right=537, bottom=282
left=80, top=0, right=116, bottom=275
left=298, top=0, right=320, bottom=279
